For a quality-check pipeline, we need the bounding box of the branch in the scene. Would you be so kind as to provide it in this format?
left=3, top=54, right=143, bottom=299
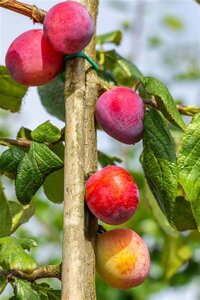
left=0, top=138, right=31, bottom=148
left=0, top=0, right=46, bottom=23
left=0, top=135, right=64, bottom=148
left=143, top=98, right=200, bottom=117
left=0, top=264, right=61, bottom=282
left=176, top=104, right=200, bottom=116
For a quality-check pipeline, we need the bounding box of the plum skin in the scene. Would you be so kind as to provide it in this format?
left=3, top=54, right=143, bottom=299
left=95, top=87, right=145, bottom=144
left=5, top=29, right=64, bottom=86
left=43, top=1, right=95, bottom=54
left=85, top=165, right=139, bottom=225
left=96, top=228, right=150, bottom=290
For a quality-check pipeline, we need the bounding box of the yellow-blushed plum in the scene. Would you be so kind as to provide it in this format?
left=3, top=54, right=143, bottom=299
left=96, top=228, right=150, bottom=289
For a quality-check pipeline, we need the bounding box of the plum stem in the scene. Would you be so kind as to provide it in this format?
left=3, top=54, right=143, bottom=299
left=0, top=0, right=46, bottom=23
left=97, top=224, right=107, bottom=235
left=143, top=97, right=200, bottom=117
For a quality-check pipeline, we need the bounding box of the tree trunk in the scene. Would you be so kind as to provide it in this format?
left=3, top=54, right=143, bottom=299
left=62, top=1, right=99, bottom=299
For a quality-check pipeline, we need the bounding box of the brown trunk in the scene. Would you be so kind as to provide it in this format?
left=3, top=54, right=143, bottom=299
left=62, top=1, right=99, bottom=299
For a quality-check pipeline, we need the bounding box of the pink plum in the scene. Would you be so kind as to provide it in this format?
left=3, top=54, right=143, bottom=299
left=5, top=29, right=64, bottom=86
left=43, top=1, right=95, bottom=54
left=85, top=165, right=139, bottom=225
left=96, top=228, right=150, bottom=289
left=95, top=87, right=145, bottom=144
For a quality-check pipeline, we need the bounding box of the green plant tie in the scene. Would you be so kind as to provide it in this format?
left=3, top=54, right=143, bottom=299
left=64, top=52, right=99, bottom=71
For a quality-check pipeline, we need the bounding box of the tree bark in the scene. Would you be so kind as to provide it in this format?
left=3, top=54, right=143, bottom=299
left=62, top=1, right=99, bottom=299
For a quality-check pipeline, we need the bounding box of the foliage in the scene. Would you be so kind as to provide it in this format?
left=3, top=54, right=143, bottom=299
left=0, top=66, right=28, bottom=112
left=96, top=30, right=122, bottom=46
left=37, top=75, right=65, bottom=122
left=0, top=0, right=199, bottom=299
left=96, top=49, right=142, bottom=87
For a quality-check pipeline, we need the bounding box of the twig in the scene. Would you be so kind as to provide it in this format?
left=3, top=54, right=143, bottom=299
left=0, top=264, right=61, bottom=282
left=96, top=78, right=112, bottom=96
left=0, top=133, right=65, bottom=148
left=143, top=98, right=200, bottom=117
left=0, top=138, right=31, bottom=148
left=0, top=0, right=46, bottom=23
left=176, top=104, right=200, bottom=116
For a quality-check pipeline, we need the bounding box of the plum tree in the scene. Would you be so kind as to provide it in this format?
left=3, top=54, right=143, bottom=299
left=96, top=228, right=150, bottom=290
left=95, top=87, right=145, bottom=144
left=1, top=0, right=199, bottom=299
left=43, top=1, right=95, bottom=54
left=85, top=165, right=139, bottom=225
left=5, top=29, right=64, bottom=86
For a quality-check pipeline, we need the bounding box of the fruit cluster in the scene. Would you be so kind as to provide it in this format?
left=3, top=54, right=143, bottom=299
left=5, top=1, right=94, bottom=86
left=85, top=165, right=150, bottom=289
left=86, top=65, right=149, bottom=289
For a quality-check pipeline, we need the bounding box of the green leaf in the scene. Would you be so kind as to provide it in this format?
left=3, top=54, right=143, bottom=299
left=177, top=112, right=200, bottom=230
left=17, top=127, right=32, bottom=140
left=141, top=108, right=196, bottom=231
left=13, top=278, right=40, bottom=300
left=141, top=108, right=177, bottom=225
left=0, top=66, right=28, bottom=112
left=49, top=142, right=65, bottom=160
left=9, top=201, right=35, bottom=233
left=0, top=274, right=7, bottom=295
left=162, top=235, right=192, bottom=279
left=145, top=182, right=177, bottom=237
left=17, top=238, right=37, bottom=251
left=0, top=147, right=25, bottom=179
left=0, top=183, right=12, bottom=237
left=43, top=168, right=64, bottom=204
left=15, top=142, right=64, bottom=204
left=97, top=69, right=117, bottom=85
left=43, top=142, right=64, bottom=204
left=96, top=30, right=122, bottom=45
left=162, top=15, right=183, bottom=31
left=96, top=50, right=142, bottom=87
left=33, top=282, right=61, bottom=300
left=172, top=196, right=196, bottom=231
left=0, top=237, right=37, bottom=271
left=31, top=121, right=62, bottom=144
left=98, top=151, right=122, bottom=168
left=38, top=75, right=65, bottom=122
left=141, top=76, right=186, bottom=130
